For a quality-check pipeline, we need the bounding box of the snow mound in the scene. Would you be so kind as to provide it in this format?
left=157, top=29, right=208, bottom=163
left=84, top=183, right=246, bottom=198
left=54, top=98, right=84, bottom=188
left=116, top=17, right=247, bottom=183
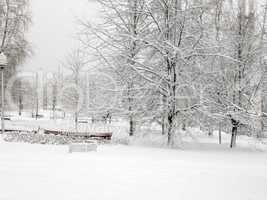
left=3, top=132, right=70, bottom=145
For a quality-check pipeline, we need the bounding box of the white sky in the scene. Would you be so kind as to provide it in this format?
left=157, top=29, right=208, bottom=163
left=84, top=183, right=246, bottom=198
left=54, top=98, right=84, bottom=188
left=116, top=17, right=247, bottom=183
left=22, top=0, right=99, bottom=72
left=21, top=0, right=264, bottom=73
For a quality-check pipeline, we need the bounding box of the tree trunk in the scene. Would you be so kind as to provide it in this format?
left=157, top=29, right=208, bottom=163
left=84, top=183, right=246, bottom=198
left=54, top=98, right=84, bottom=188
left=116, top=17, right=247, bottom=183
left=129, top=116, right=134, bottom=136
left=161, top=116, right=165, bottom=135
left=167, top=114, right=174, bottom=146
left=208, top=126, right=213, bottom=136
left=91, top=116, right=95, bottom=123
left=161, top=94, right=166, bottom=135
left=52, top=79, right=57, bottom=120
left=219, top=122, right=222, bottom=144
left=75, top=112, right=78, bottom=130
left=18, top=96, right=22, bottom=116
left=18, top=79, right=23, bottom=116
left=167, top=90, right=176, bottom=146
left=230, top=126, right=237, bottom=148
left=230, top=119, right=238, bottom=148
left=261, top=97, right=265, bottom=134
left=182, top=119, right=186, bottom=131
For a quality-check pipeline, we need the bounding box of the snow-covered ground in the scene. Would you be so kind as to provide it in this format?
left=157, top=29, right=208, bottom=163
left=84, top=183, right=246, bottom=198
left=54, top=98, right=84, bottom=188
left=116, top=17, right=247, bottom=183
left=4, top=112, right=124, bottom=133
left=1, top=113, right=267, bottom=199
left=1, top=136, right=267, bottom=200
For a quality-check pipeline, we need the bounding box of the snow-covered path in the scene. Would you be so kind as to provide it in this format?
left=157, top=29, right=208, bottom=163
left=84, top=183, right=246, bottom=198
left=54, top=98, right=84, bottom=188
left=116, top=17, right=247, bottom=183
left=0, top=141, right=267, bottom=200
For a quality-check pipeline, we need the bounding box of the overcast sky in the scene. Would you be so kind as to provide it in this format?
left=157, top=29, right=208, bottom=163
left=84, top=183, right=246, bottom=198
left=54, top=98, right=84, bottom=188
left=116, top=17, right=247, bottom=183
left=22, top=0, right=99, bottom=72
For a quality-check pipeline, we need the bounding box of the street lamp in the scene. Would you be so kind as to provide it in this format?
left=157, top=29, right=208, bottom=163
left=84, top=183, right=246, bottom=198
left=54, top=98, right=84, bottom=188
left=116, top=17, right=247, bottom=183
left=0, top=52, right=8, bottom=134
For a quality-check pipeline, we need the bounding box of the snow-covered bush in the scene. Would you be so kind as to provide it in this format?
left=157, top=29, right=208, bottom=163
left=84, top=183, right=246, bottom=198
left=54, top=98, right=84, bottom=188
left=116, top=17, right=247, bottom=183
left=111, top=129, right=130, bottom=145
left=3, top=132, right=70, bottom=145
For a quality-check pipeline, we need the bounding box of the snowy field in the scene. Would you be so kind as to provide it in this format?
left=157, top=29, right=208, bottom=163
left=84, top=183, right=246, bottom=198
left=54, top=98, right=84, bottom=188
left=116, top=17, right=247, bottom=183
left=1, top=136, right=267, bottom=200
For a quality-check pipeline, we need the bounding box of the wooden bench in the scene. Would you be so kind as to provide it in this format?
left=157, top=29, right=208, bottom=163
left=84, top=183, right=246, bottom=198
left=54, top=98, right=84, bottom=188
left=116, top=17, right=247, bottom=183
left=43, top=129, right=112, bottom=140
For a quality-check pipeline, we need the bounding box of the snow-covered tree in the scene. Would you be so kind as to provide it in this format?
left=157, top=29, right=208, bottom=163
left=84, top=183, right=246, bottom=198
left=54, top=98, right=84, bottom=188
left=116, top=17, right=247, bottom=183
left=80, top=0, right=267, bottom=147
left=0, top=0, right=31, bottom=71
left=201, top=0, right=267, bottom=147
left=80, top=0, right=151, bottom=136
left=62, top=50, right=86, bottom=129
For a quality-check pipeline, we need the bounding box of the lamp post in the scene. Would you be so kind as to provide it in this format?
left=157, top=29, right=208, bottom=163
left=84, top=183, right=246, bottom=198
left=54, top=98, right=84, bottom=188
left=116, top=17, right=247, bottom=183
left=0, top=52, right=8, bottom=134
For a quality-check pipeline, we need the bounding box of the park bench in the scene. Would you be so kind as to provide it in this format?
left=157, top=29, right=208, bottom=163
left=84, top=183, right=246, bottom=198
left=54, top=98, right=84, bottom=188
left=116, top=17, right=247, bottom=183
left=43, top=129, right=112, bottom=140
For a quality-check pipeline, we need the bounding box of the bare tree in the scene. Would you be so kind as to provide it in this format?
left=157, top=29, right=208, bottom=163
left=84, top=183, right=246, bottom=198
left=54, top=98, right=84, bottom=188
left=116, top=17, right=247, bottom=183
left=0, top=0, right=31, bottom=67
left=80, top=0, right=149, bottom=136
left=79, top=0, right=267, bottom=147
left=0, top=0, right=31, bottom=115
left=62, top=49, right=86, bottom=129
left=201, top=0, right=267, bottom=147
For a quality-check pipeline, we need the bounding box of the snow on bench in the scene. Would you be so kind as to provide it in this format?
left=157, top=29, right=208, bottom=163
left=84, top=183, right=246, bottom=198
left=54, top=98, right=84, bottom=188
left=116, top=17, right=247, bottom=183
left=69, top=141, right=97, bottom=153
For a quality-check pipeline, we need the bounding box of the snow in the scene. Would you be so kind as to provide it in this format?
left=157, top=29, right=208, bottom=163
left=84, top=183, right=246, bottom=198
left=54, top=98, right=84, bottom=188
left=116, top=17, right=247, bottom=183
left=1, top=136, right=267, bottom=200
left=4, top=113, right=118, bottom=133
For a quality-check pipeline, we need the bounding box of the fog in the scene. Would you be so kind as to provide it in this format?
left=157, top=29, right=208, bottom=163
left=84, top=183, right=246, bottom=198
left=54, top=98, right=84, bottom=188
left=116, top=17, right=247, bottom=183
left=22, top=0, right=99, bottom=72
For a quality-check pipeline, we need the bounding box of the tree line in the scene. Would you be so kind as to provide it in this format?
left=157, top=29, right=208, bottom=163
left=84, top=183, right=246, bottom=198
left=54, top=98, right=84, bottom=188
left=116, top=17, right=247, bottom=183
left=78, top=0, right=267, bottom=147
